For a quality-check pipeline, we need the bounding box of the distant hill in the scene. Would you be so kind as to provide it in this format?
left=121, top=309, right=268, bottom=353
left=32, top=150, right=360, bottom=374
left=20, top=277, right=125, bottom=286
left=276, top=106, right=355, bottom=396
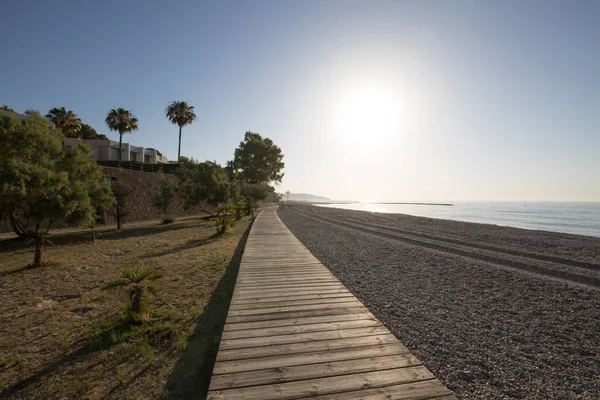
left=286, top=193, right=330, bottom=201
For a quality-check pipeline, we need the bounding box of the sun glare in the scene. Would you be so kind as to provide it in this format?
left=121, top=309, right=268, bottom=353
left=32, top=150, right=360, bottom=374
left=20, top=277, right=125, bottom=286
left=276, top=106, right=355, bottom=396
left=331, top=82, right=404, bottom=152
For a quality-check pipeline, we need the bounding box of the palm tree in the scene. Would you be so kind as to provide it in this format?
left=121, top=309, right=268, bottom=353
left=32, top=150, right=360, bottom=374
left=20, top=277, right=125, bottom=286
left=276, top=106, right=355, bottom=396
left=46, top=107, right=82, bottom=138
left=165, top=101, right=197, bottom=162
left=105, top=108, right=139, bottom=167
left=110, top=266, right=161, bottom=314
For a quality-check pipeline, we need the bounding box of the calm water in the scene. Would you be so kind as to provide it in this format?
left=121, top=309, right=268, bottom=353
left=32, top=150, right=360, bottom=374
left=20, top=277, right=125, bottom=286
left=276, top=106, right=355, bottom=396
left=317, top=202, right=600, bottom=238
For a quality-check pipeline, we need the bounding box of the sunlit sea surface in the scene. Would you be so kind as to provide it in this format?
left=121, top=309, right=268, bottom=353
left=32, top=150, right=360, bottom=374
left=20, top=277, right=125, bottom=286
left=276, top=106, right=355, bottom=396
left=316, top=202, right=600, bottom=238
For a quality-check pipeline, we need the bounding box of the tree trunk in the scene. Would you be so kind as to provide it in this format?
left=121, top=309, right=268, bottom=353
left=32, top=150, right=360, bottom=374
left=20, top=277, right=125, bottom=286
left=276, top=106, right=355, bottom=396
left=34, top=240, right=43, bottom=266
left=119, top=132, right=123, bottom=167
left=178, top=125, right=182, bottom=162
left=131, top=286, right=143, bottom=314
left=116, top=206, right=122, bottom=230
left=9, top=214, right=26, bottom=238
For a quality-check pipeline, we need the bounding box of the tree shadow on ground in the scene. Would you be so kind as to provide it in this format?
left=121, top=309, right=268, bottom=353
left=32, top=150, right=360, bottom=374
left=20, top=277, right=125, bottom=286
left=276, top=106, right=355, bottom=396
left=140, top=234, right=219, bottom=259
left=163, top=223, right=251, bottom=400
left=0, top=261, right=59, bottom=277
left=0, top=220, right=208, bottom=254
left=99, top=222, right=204, bottom=241
left=0, top=318, right=134, bottom=398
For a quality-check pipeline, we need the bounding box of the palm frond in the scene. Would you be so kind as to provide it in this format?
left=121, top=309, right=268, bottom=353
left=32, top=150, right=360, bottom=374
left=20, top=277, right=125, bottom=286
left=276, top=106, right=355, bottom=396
left=105, top=108, right=139, bottom=134
left=103, top=280, right=129, bottom=290
left=165, top=101, right=197, bottom=127
left=116, top=266, right=161, bottom=284
left=147, top=286, right=158, bottom=296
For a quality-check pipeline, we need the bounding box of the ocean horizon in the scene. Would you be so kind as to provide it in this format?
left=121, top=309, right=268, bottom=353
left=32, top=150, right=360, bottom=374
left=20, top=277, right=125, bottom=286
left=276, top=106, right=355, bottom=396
left=316, top=201, right=600, bottom=238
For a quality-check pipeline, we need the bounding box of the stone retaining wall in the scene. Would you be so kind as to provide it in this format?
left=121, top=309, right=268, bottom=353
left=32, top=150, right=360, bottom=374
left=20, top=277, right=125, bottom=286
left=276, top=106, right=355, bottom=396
left=0, top=167, right=209, bottom=234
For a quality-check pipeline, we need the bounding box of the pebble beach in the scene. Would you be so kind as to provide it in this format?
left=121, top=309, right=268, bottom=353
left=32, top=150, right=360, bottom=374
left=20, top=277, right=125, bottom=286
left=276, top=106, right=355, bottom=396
left=278, top=203, right=600, bottom=399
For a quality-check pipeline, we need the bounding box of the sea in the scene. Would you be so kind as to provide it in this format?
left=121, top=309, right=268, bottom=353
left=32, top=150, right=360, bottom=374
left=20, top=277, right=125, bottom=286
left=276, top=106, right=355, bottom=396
left=317, top=202, right=600, bottom=238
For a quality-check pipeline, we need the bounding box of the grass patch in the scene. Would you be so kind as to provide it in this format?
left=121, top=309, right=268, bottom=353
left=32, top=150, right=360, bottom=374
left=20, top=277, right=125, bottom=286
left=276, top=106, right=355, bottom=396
left=0, top=215, right=252, bottom=399
left=0, top=356, right=11, bottom=368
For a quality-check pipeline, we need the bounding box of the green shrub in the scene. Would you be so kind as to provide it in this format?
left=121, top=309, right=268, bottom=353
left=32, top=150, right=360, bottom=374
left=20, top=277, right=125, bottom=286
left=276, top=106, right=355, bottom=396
left=161, top=215, right=176, bottom=224
left=234, top=202, right=245, bottom=221
left=244, top=197, right=254, bottom=216
left=215, top=204, right=235, bottom=235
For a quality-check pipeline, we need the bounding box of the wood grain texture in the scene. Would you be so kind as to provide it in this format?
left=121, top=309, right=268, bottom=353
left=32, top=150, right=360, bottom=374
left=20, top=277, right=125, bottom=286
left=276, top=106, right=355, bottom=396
left=207, top=207, right=456, bottom=400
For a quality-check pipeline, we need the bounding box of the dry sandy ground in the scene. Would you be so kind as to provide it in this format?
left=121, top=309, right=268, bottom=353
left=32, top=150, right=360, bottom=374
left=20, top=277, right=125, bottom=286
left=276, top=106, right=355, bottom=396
left=278, top=203, right=600, bottom=400
left=0, top=217, right=251, bottom=399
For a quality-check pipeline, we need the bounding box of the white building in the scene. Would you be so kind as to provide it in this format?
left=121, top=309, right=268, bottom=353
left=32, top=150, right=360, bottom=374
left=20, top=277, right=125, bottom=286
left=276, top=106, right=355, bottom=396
left=63, top=138, right=169, bottom=164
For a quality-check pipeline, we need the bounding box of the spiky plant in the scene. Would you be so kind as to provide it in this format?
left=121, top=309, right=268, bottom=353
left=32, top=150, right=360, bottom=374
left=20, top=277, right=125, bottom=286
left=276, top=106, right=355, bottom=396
left=105, top=108, right=139, bottom=167
left=165, top=101, right=197, bottom=162
left=111, top=266, right=161, bottom=315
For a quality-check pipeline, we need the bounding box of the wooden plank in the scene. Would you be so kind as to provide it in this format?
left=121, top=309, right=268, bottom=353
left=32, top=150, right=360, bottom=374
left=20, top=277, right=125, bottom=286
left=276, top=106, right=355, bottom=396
left=236, top=269, right=328, bottom=276
left=219, top=326, right=391, bottom=350
left=227, top=300, right=364, bottom=317
left=234, top=282, right=345, bottom=291
left=307, top=379, right=456, bottom=400
left=222, top=319, right=383, bottom=340
left=233, top=287, right=350, bottom=298
left=206, top=208, right=456, bottom=400
left=235, top=271, right=330, bottom=278
left=223, top=312, right=377, bottom=331
left=232, top=290, right=352, bottom=302
left=228, top=296, right=357, bottom=311
left=225, top=306, right=367, bottom=323
left=237, top=273, right=335, bottom=280
left=228, top=293, right=355, bottom=305
left=212, top=343, right=409, bottom=374
left=216, top=334, right=398, bottom=361
left=207, top=366, right=434, bottom=400
left=209, top=353, right=421, bottom=390
left=236, top=276, right=336, bottom=284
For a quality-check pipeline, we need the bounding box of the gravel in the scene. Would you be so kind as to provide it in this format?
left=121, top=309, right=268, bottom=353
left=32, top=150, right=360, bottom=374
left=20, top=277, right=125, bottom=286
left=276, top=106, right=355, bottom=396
left=277, top=204, right=600, bottom=400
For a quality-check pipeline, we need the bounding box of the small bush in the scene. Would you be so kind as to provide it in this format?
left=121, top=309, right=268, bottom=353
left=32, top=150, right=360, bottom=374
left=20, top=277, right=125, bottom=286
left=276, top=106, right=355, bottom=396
left=161, top=215, right=176, bottom=224
left=215, top=204, right=235, bottom=235
left=244, top=197, right=254, bottom=216
left=234, top=202, right=245, bottom=221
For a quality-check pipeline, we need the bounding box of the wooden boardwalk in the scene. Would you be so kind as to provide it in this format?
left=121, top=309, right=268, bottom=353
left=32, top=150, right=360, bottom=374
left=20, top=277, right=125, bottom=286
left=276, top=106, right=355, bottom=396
left=207, top=208, right=457, bottom=400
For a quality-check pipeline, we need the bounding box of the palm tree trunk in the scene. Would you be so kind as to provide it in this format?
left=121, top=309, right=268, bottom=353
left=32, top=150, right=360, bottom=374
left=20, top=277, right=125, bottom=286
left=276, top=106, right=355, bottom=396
left=131, top=286, right=143, bottom=314
left=178, top=125, right=182, bottom=163
left=34, top=239, right=43, bottom=266
left=119, top=132, right=123, bottom=168
left=117, top=206, right=122, bottom=230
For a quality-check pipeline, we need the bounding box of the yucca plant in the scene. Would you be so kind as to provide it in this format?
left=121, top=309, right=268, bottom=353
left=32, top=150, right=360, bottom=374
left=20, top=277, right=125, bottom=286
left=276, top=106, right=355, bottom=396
left=215, top=204, right=235, bottom=235
left=110, top=266, right=161, bottom=315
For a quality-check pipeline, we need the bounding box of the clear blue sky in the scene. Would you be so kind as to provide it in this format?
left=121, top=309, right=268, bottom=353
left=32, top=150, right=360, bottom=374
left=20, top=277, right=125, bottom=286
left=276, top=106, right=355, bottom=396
left=2, top=0, right=599, bottom=201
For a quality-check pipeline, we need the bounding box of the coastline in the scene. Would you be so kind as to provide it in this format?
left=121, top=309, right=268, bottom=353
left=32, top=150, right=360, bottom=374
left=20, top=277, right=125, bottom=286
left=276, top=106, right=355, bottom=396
left=316, top=201, right=600, bottom=238
left=278, top=203, right=600, bottom=399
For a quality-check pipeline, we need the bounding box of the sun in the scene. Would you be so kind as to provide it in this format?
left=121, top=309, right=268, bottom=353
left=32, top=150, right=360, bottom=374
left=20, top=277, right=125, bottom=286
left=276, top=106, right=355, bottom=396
left=331, top=82, right=404, bottom=151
